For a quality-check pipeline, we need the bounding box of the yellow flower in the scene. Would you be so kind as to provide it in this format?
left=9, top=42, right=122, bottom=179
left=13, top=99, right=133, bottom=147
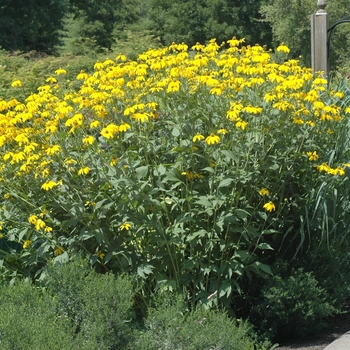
left=29, top=214, right=38, bottom=225
left=54, top=246, right=64, bottom=256
left=46, top=145, right=61, bottom=156
left=259, top=188, right=270, bottom=196
left=235, top=120, right=248, bottom=130
left=11, top=79, right=23, bottom=88
left=306, top=151, right=319, bottom=161
left=132, top=113, right=149, bottom=122
left=116, top=53, right=127, bottom=61
left=0, top=233, right=3, bottom=238
left=167, top=81, right=181, bottom=93
left=120, top=222, right=131, bottom=230
left=23, top=240, right=32, bottom=249
left=82, top=135, right=95, bottom=146
left=41, top=180, right=58, bottom=191
left=98, top=251, right=105, bottom=259
left=35, top=218, right=46, bottom=231
left=119, top=123, right=131, bottom=132
left=110, top=157, right=118, bottom=166
left=55, top=68, right=67, bottom=75
left=276, top=44, right=290, bottom=54
left=205, top=134, right=220, bottom=145
left=77, top=71, right=89, bottom=80
left=242, top=105, right=263, bottom=114
left=78, top=166, right=90, bottom=175
left=217, top=129, right=228, bottom=135
left=100, top=123, right=119, bottom=139
left=90, top=120, right=100, bottom=128
left=263, top=201, right=276, bottom=212
left=46, top=76, right=57, bottom=84
left=192, top=134, right=205, bottom=142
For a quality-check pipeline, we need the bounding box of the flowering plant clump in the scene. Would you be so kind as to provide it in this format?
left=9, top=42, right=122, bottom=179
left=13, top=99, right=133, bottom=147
left=1, top=38, right=350, bottom=306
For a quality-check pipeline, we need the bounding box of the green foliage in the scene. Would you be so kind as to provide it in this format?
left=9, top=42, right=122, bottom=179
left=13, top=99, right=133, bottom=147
left=252, top=264, right=338, bottom=342
left=112, top=30, right=161, bottom=61
left=0, top=259, right=135, bottom=349
left=131, top=292, right=255, bottom=350
left=68, top=0, right=140, bottom=52
left=145, top=0, right=272, bottom=47
left=1, top=40, right=350, bottom=314
left=0, top=281, right=78, bottom=349
left=0, top=0, right=68, bottom=54
left=0, top=259, right=259, bottom=349
left=44, top=258, right=135, bottom=349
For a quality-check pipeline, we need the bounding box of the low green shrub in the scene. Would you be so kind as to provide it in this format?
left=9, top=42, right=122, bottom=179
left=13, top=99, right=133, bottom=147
left=252, top=264, right=338, bottom=342
left=131, top=292, right=255, bottom=350
left=303, top=245, right=350, bottom=310
left=0, top=281, right=78, bottom=350
left=43, top=258, right=135, bottom=349
left=0, top=258, right=136, bottom=349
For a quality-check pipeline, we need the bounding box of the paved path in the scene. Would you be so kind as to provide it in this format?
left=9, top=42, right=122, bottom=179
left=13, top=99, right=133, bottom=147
left=323, top=331, right=350, bottom=350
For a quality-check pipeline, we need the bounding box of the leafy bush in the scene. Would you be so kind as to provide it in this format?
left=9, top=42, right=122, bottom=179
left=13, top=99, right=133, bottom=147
left=252, top=264, right=338, bottom=342
left=1, top=38, right=350, bottom=314
left=131, top=292, right=255, bottom=350
left=43, top=258, right=135, bottom=349
left=0, top=259, right=258, bottom=349
left=0, top=281, right=78, bottom=350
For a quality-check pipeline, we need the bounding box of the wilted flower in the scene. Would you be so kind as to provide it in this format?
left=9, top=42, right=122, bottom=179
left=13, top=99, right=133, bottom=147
left=263, top=201, right=276, bottom=212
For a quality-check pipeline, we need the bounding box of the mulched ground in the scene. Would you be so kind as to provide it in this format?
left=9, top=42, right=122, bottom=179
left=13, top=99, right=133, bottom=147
left=275, top=302, right=350, bottom=350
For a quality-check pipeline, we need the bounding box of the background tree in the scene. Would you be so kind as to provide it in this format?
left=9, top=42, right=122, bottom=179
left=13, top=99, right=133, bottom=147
left=0, top=0, right=68, bottom=54
left=68, top=0, right=141, bottom=53
left=261, top=0, right=350, bottom=69
left=144, top=0, right=272, bottom=47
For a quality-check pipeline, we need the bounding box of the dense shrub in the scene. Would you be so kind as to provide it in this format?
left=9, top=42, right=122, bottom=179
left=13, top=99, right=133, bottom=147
left=43, top=258, right=135, bottom=349
left=0, top=258, right=136, bottom=349
left=131, top=292, right=255, bottom=350
left=0, top=259, right=259, bottom=349
left=251, top=263, right=338, bottom=342
left=0, top=281, right=78, bottom=349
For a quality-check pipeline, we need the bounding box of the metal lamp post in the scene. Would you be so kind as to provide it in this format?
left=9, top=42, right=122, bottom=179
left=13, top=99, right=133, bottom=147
left=311, top=0, right=329, bottom=76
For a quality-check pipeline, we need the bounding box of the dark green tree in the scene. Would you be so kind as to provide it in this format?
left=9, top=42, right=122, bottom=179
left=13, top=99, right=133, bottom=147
left=144, top=0, right=272, bottom=47
left=205, top=0, right=272, bottom=46
left=0, top=0, right=68, bottom=53
left=69, top=0, right=141, bottom=52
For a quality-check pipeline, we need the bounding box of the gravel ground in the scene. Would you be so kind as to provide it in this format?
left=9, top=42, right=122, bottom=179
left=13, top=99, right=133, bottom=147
left=275, top=303, right=350, bottom=350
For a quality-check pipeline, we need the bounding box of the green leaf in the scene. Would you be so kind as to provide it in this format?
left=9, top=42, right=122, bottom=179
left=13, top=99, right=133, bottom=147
left=201, top=166, right=215, bottom=173
left=156, top=164, right=166, bottom=176
left=104, top=251, right=113, bottom=264
left=53, top=251, right=69, bottom=264
left=18, top=228, right=28, bottom=242
left=137, top=264, right=155, bottom=278
left=261, top=229, right=279, bottom=235
left=235, top=209, right=249, bottom=219
left=257, top=242, right=274, bottom=250
left=219, top=281, right=232, bottom=298
left=195, top=198, right=212, bottom=207
left=186, top=229, right=208, bottom=241
left=136, top=165, right=149, bottom=179
left=172, top=126, right=181, bottom=137
left=218, top=178, right=234, bottom=188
